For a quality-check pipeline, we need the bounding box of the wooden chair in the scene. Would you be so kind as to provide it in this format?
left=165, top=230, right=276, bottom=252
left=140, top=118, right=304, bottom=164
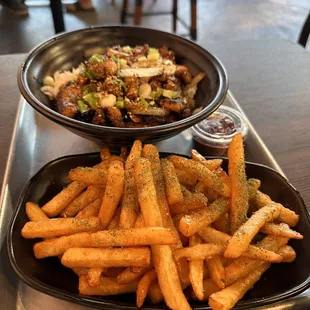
left=120, top=0, right=197, bottom=40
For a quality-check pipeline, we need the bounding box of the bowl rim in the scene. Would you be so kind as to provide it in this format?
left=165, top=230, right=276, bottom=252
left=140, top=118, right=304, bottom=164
left=7, top=152, right=310, bottom=310
left=18, top=25, right=228, bottom=134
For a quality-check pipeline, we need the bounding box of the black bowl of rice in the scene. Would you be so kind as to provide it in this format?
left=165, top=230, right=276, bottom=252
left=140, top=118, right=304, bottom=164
left=18, top=26, right=228, bottom=146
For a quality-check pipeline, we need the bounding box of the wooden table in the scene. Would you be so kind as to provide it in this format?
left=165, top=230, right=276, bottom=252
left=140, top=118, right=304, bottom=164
left=1, top=39, right=310, bottom=208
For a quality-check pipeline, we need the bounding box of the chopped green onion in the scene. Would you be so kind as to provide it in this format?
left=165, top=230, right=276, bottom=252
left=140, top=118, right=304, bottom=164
left=84, top=71, right=95, bottom=80
left=89, top=54, right=104, bottom=63
left=150, top=87, right=163, bottom=99
left=148, top=48, right=158, bottom=54
left=162, top=89, right=179, bottom=99
left=140, top=96, right=149, bottom=108
left=77, top=100, right=89, bottom=114
left=122, top=46, right=132, bottom=53
left=83, top=93, right=99, bottom=109
left=115, top=99, right=125, bottom=109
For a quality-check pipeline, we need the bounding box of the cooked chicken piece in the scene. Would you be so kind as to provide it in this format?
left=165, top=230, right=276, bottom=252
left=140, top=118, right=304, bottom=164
left=159, top=98, right=186, bottom=113
left=56, top=81, right=81, bottom=117
left=124, top=76, right=139, bottom=100
left=132, top=44, right=149, bottom=57
left=76, top=74, right=88, bottom=86
left=164, top=76, right=181, bottom=91
left=158, top=46, right=175, bottom=61
left=104, top=76, right=124, bottom=97
left=143, top=115, right=171, bottom=126
left=86, top=56, right=117, bottom=79
left=105, top=107, right=125, bottom=127
left=92, top=107, right=106, bottom=125
left=149, top=78, right=162, bottom=90
left=175, top=65, right=192, bottom=84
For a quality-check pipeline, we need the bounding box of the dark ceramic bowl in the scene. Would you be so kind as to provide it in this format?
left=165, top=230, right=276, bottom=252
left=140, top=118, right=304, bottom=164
left=7, top=153, right=310, bottom=309
left=18, top=26, right=228, bottom=146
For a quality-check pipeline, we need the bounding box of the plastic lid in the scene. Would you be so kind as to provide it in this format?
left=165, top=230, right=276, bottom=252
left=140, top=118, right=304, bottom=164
left=190, top=105, right=248, bottom=149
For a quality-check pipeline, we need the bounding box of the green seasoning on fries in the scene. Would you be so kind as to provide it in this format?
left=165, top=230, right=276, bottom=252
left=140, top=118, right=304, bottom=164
left=21, top=134, right=302, bottom=310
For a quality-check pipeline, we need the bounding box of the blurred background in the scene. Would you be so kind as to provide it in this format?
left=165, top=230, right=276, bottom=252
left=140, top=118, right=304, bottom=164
left=0, top=0, right=309, bottom=55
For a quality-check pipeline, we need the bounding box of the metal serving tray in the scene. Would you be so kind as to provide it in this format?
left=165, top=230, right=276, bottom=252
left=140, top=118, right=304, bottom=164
left=0, top=90, right=309, bottom=309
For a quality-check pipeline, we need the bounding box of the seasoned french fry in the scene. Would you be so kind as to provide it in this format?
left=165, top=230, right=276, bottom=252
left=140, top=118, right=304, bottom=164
left=191, top=149, right=223, bottom=171
left=68, top=168, right=107, bottom=186
left=252, top=190, right=299, bottom=227
left=21, top=217, right=100, bottom=239
left=260, top=222, right=303, bottom=239
left=169, top=186, right=208, bottom=215
left=107, top=207, right=121, bottom=229
left=198, top=226, right=282, bottom=263
left=33, top=227, right=177, bottom=258
left=225, top=236, right=288, bottom=286
left=214, top=167, right=231, bottom=188
left=79, top=275, right=138, bottom=295
left=179, top=198, right=230, bottom=237
left=174, top=243, right=224, bottom=261
left=192, top=278, right=221, bottom=301
left=61, top=186, right=103, bottom=217
left=224, top=203, right=282, bottom=258
left=277, top=245, right=296, bottom=263
left=247, top=178, right=261, bottom=199
left=134, top=213, right=146, bottom=228
left=98, top=161, right=125, bottom=228
left=136, top=269, right=157, bottom=307
left=169, top=156, right=231, bottom=198
left=212, top=213, right=230, bottom=234
left=42, top=181, right=86, bottom=217
left=86, top=268, right=103, bottom=287
left=117, top=266, right=150, bottom=284
left=175, top=168, right=198, bottom=189
left=142, top=145, right=190, bottom=287
left=206, top=255, right=225, bottom=289
left=119, top=140, right=142, bottom=229
left=72, top=267, right=89, bottom=276
left=75, top=199, right=101, bottom=218
left=161, top=158, right=184, bottom=205
left=209, top=263, right=270, bottom=310
left=134, top=157, right=191, bottom=310
left=189, top=235, right=204, bottom=300
left=228, top=133, right=249, bottom=234
left=100, top=146, right=111, bottom=160
left=25, top=202, right=49, bottom=221
left=61, top=247, right=151, bottom=268
left=148, top=282, right=164, bottom=304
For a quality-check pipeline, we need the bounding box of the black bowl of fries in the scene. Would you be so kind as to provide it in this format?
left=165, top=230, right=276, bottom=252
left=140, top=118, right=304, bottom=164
left=7, top=139, right=310, bottom=310
left=18, top=26, right=228, bottom=146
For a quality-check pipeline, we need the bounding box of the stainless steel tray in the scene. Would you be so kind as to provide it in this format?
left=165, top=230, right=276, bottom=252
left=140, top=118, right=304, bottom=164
left=1, top=90, right=309, bottom=309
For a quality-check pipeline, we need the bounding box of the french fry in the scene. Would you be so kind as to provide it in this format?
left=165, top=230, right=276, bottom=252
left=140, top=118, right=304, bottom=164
left=86, top=267, right=103, bottom=287
left=175, top=168, right=198, bottom=189
left=214, top=167, right=231, bottom=188
left=169, top=156, right=231, bottom=198
left=41, top=181, right=86, bottom=217
left=252, top=190, right=299, bottom=227
left=33, top=227, right=177, bottom=258
left=209, top=263, right=270, bottom=310
left=212, top=213, right=230, bottom=234
left=260, top=222, right=303, bottom=239
left=79, top=275, right=138, bottom=295
left=136, top=269, right=157, bottom=307
left=61, top=186, right=103, bottom=217
left=247, top=178, right=261, bottom=199
left=192, top=278, right=221, bottom=301
left=161, top=158, right=184, bottom=205
left=100, top=146, right=111, bottom=160
left=277, top=245, right=296, bottom=263
left=21, top=217, right=100, bottom=239
left=134, top=157, right=191, bottom=310
left=142, top=145, right=190, bottom=286
left=169, top=186, right=208, bottom=214
left=174, top=243, right=224, bottom=261
left=134, top=213, right=146, bottom=228
left=117, top=266, right=150, bottom=284
left=206, top=255, right=225, bottom=289
left=224, top=203, right=282, bottom=258
left=75, top=199, right=101, bottom=218
left=191, top=149, right=223, bottom=171
left=179, top=197, right=230, bottom=237
left=120, top=140, right=142, bottom=229
left=228, top=133, right=249, bottom=234
left=225, top=236, right=288, bottom=286
left=68, top=168, right=107, bottom=186
left=189, top=235, right=204, bottom=300
left=107, top=207, right=121, bottom=229
left=62, top=247, right=151, bottom=268
left=72, top=267, right=89, bottom=276
left=25, top=202, right=49, bottom=221
left=148, top=282, right=164, bottom=304
left=98, top=161, right=125, bottom=228
left=198, top=226, right=282, bottom=263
